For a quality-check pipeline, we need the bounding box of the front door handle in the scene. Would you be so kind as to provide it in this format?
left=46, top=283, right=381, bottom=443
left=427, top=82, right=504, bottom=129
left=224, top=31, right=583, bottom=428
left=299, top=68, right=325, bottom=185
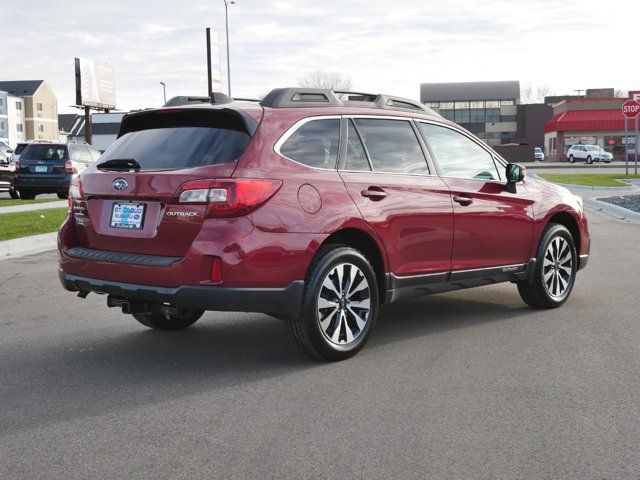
left=361, top=187, right=387, bottom=201
left=453, top=194, right=473, bottom=206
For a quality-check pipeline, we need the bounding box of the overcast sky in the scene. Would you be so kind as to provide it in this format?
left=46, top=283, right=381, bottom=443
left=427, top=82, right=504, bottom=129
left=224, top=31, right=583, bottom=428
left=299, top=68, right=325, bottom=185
left=1, top=0, right=632, bottom=112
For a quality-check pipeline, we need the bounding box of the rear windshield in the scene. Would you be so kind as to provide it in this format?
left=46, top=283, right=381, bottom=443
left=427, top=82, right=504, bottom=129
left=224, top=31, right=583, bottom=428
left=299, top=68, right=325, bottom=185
left=21, top=145, right=68, bottom=161
left=99, top=127, right=251, bottom=170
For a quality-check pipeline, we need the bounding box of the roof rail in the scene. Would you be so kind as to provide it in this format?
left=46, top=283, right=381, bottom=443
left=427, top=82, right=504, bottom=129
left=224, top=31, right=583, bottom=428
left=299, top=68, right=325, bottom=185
left=260, top=87, right=437, bottom=115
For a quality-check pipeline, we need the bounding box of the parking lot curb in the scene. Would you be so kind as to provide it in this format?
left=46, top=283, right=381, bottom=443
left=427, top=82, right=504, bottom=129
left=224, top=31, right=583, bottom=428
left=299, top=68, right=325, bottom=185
left=0, top=232, right=57, bottom=260
left=586, top=198, right=640, bottom=225
left=0, top=200, right=67, bottom=214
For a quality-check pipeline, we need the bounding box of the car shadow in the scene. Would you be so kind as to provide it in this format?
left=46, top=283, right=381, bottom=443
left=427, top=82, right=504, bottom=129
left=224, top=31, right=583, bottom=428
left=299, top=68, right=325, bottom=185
left=1, top=288, right=537, bottom=434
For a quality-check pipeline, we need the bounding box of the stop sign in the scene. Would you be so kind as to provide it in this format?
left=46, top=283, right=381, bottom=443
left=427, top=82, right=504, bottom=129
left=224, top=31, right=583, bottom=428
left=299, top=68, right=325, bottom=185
left=622, top=100, right=640, bottom=118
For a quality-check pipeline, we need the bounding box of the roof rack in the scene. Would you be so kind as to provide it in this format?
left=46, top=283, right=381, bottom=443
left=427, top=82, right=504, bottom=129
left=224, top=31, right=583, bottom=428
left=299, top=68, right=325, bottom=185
left=259, top=87, right=438, bottom=115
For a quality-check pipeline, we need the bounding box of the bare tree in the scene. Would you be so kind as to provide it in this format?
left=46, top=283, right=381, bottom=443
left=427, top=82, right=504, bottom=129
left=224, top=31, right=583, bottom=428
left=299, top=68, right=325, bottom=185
left=614, top=88, right=628, bottom=98
left=521, top=83, right=554, bottom=104
left=298, top=70, right=352, bottom=91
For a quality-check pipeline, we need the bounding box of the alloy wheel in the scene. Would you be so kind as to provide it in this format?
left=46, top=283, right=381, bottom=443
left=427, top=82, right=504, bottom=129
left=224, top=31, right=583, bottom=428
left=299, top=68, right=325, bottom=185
left=543, top=237, right=573, bottom=299
left=317, top=263, right=371, bottom=346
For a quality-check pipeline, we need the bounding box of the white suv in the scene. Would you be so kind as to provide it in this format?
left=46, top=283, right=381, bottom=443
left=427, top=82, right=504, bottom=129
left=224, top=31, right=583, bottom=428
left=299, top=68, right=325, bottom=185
left=567, top=145, right=613, bottom=164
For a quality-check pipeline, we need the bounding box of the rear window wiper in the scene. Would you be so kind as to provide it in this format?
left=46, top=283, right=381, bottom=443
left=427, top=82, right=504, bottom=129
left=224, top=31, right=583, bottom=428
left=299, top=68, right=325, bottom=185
left=96, top=158, right=141, bottom=171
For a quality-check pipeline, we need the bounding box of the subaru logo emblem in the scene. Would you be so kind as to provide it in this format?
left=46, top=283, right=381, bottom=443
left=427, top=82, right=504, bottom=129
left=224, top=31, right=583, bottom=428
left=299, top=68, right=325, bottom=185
left=112, top=179, right=128, bottom=191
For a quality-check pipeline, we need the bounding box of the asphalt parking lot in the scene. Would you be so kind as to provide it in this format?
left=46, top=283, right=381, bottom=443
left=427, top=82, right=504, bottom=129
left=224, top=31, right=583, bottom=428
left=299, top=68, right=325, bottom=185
left=1, top=208, right=640, bottom=479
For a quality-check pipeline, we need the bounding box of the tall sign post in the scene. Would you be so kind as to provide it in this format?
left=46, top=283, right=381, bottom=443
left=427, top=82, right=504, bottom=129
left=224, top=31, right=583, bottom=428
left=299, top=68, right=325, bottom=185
left=622, top=99, right=640, bottom=175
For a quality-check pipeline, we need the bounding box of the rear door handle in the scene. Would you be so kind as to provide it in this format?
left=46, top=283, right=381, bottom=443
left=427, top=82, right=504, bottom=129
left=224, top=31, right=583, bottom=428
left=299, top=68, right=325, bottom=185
left=361, top=187, right=387, bottom=200
left=453, top=194, right=473, bottom=206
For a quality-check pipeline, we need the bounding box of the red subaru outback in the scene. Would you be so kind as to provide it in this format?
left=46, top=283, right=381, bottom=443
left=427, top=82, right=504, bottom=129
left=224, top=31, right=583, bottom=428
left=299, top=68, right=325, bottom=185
left=58, top=88, right=590, bottom=361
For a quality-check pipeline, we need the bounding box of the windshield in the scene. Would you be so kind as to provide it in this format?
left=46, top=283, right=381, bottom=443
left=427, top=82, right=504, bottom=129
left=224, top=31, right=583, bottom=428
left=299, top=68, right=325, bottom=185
left=21, top=145, right=68, bottom=161
left=100, top=126, right=251, bottom=170
left=535, top=148, right=542, bottom=153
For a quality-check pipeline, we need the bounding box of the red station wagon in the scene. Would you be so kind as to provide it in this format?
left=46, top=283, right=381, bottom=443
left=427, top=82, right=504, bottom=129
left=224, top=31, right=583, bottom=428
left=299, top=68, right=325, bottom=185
left=58, top=88, right=590, bottom=361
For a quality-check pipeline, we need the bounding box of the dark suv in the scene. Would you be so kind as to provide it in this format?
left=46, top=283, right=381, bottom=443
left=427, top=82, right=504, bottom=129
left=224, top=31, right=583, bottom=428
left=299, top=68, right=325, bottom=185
left=58, top=88, right=590, bottom=361
left=15, top=141, right=101, bottom=199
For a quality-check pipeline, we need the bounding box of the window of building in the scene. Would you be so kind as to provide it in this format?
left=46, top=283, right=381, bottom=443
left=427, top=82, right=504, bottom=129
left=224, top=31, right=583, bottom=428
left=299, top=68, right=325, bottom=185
left=16, top=101, right=22, bottom=110
left=454, top=109, right=470, bottom=123
left=16, top=123, right=23, bottom=132
left=454, top=101, right=469, bottom=109
left=279, top=118, right=340, bottom=169
left=419, top=122, right=499, bottom=180
left=500, top=100, right=515, bottom=106
left=38, top=124, right=44, bottom=133
left=0, top=97, right=4, bottom=107
left=0, top=121, right=5, bottom=131
left=354, top=119, right=428, bottom=174
left=344, top=120, right=371, bottom=171
left=469, top=109, right=486, bottom=123
left=37, top=103, right=43, bottom=111
left=486, top=109, right=501, bottom=123
left=485, top=100, right=500, bottom=108
left=469, top=101, right=484, bottom=108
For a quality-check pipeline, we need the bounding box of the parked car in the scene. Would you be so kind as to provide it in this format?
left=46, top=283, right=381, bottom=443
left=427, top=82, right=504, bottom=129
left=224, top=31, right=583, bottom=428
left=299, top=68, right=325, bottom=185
left=567, top=144, right=612, bottom=164
left=14, top=141, right=101, bottom=199
left=0, top=140, right=12, bottom=159
left=58, top=88, right=590, bottom=361
left=534, top=147, right=544, bottom=162
left=0, top=153, right=18, bottom=198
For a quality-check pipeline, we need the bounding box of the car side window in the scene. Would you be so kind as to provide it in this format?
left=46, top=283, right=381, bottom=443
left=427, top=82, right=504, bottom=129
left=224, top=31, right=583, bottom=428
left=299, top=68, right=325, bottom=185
left=279, top=119, right=340, bottom=169
left=89, top=147, right=101, bottom=162
left=353, top=119, right=428, bottom=174
left=419, top=122, right=499, bottom=181
left=71, top=145, right=93, bottom=163
left=344, top=119, right=371, bottom=171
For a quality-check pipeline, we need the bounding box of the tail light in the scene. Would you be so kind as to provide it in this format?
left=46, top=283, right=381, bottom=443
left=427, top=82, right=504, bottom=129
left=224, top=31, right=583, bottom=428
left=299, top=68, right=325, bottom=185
left=174, top=178, right=282, bottom=218
left=68, top=176, right=87, bottom=220
left=13, top=160, right=19, bottom=172
left=65, top=160, right=76, bottom=173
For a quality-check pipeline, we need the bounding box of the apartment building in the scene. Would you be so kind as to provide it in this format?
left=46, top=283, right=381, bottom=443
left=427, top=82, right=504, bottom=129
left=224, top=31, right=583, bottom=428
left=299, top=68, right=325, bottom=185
left=0, top=80, right=58, bottom=144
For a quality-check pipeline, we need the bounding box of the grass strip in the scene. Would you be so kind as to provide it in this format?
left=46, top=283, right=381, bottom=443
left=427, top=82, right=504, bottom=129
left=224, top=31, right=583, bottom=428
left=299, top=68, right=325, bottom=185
left=0, top=207, right=68, bottom=242
left=538, top=174, right=640, bottom=187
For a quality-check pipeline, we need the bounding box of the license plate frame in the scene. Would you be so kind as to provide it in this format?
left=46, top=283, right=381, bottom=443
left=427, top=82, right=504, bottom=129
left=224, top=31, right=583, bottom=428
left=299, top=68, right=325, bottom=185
left=110, top=202, right=146, bottom=230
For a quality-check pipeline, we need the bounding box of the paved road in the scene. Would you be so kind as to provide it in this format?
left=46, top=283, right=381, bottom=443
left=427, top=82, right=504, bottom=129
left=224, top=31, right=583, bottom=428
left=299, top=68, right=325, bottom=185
left=1, top=210, right=640, bottom=479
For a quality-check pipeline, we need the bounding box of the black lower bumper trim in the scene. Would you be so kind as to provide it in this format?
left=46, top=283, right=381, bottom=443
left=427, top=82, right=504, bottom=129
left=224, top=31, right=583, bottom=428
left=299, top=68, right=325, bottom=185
left=59, top=269, right=304, bottom=320
left=66, top=247, right=181, bottom=267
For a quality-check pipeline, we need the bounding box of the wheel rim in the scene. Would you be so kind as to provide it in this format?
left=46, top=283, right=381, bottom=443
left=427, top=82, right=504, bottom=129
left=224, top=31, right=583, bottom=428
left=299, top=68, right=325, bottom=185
left=317, top=262, right=371, bottom=346
left=543, top=237, right=573, bottom=299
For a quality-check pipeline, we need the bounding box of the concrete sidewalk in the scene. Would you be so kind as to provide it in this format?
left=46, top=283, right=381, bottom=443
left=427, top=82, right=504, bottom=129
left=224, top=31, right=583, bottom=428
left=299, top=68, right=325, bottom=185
left=0, top=200, right=67, bottom=214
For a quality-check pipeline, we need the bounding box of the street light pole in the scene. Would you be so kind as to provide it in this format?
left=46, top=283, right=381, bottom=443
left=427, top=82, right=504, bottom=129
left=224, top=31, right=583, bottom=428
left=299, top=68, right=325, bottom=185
left=224, top=0, right=235, bottom=97
left=160, top=82, right=166, bottom=104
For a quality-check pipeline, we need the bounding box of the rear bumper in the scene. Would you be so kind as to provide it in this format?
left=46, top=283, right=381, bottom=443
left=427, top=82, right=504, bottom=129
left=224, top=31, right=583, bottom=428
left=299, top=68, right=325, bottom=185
left=59, top=269, right=304, bottom=319
left=15, top=175, right=70, bottom=191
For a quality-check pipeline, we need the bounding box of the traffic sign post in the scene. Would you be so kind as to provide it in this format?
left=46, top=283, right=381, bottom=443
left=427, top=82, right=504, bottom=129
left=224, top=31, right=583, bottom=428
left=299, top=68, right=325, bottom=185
left=622, top=100, right=640, bottom=175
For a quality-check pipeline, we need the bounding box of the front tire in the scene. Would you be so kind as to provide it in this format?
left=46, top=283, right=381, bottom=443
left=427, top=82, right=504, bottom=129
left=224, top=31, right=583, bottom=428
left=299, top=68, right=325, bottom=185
left=9, top=188, right=19, bottom=199
left=569, top=155, right=575, bottom=163
left=586, top=155, right=593, bottom=164
left=287, top=245, right=379, bottom=361
left=57, top=191, right=68, bottom=199
left=133, top=309, right=203, bottom=330
left=517, top=224, right=577, bottom=309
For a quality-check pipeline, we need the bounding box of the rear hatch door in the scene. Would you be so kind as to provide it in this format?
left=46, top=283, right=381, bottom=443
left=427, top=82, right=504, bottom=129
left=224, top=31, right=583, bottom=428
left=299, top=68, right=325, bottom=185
left=18, top=144, right=67, bottom=179
left=72, top=107, right=260, bottom=257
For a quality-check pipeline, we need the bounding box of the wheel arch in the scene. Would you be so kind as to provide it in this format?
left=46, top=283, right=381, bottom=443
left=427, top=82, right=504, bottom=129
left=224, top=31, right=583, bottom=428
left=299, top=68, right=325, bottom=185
left=310, top=227, right=389, bottom=304
left=546, top=210, right=581, bottom=259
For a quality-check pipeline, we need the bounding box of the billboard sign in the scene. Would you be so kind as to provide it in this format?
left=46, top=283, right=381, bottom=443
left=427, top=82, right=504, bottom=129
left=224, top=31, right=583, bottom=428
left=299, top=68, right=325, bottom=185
left=630, top=90, right=640, bottom=102
left=74, top=57, right=116, bottom=109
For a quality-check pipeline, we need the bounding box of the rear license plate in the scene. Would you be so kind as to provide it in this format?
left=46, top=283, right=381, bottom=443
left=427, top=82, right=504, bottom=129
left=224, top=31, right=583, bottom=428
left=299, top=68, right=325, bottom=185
left=35, top=165, right=47, bottom=173
left=110, top=202, right=146, bottom=230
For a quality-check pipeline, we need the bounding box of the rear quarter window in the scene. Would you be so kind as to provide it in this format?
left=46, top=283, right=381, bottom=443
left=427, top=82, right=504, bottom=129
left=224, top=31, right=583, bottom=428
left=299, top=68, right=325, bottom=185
left=278, top=118, right=340, bottom=169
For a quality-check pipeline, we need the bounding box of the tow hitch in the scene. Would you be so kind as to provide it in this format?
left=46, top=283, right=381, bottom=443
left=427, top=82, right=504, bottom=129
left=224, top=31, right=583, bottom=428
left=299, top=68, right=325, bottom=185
left=106, top=295, right=180, bottom=316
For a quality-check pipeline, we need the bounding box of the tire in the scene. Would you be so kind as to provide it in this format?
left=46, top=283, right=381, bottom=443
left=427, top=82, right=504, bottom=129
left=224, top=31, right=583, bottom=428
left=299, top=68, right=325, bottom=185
left=287, top=245, right=379, bottom=361
left=133, top=309, right=203, bottom=330
left=569, top=155, right=575, bottom=163
left=9, top=188, right=19, bottom=199
left=517, top=224, right=577, bottom=309
left=57, top=191, right=68, bottom=199
left=19, top=190, right=35, bottom=200
left=586, top=156, right=593, bottom=164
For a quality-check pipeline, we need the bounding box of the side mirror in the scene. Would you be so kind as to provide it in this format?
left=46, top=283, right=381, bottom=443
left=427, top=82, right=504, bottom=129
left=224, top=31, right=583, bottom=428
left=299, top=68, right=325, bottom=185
left=506, top=163, right=525, bottom=183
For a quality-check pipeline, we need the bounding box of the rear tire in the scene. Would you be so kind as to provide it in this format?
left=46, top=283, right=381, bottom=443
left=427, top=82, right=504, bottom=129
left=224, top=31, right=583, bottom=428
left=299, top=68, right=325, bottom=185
left=57, top=191, right=68, bottom=199
left=287, top=245, right=379, bottom=361
left=586, top=155, right=593, bottom=164
left=133, top=309, right=203, bottom=330
left=9, top=188, right=19, bottom=199
left=19, top=190, right=35, bottom=200
left=517, top=224, right=577, bottom=309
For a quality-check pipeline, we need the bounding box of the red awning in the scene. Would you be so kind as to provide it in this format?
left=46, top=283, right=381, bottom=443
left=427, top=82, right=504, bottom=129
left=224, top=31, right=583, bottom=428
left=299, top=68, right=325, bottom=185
left=544, top=110, right=632, bottom=133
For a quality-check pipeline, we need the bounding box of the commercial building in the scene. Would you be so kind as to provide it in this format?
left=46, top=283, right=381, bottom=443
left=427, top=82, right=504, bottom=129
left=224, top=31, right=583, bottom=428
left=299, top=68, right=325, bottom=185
left=543, top=98, right=631, bottom=161
left=59, top=112, right=125, bottom=152
left=0, top=91, right=7, bottom=144
left=420, top=81, right=520, bottom=146
left=0, top=80, right=58, bottom=144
